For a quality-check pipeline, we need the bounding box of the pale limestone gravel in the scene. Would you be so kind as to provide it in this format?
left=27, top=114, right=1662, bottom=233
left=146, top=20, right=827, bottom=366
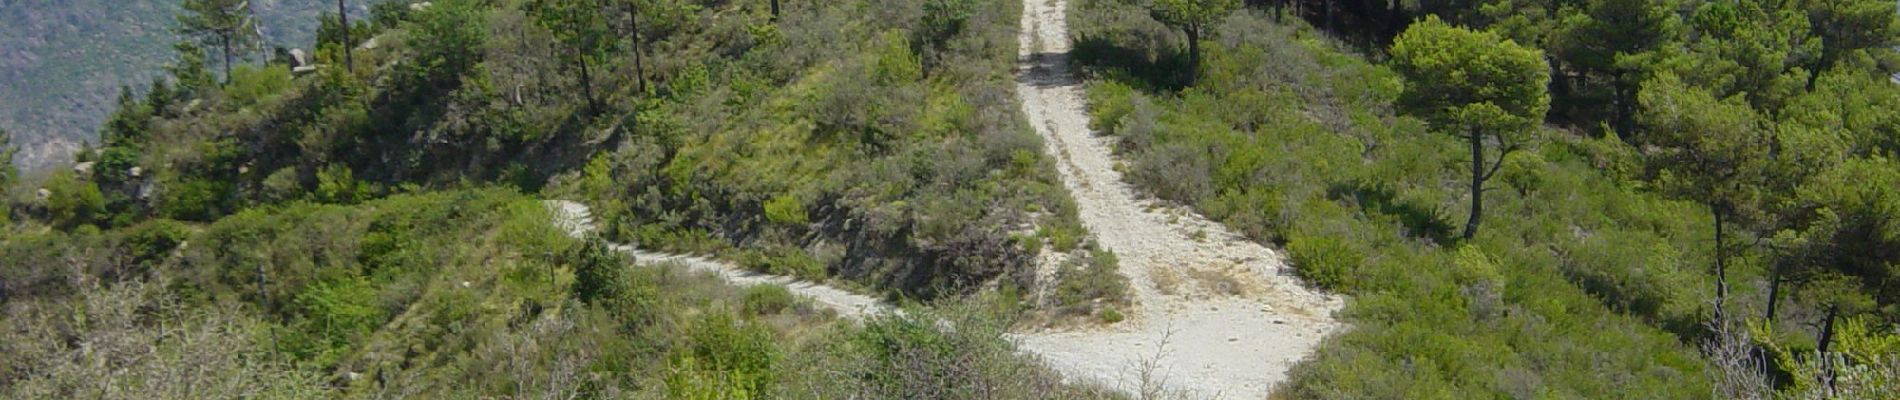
left=1007, top=0, right=1344, bottom=397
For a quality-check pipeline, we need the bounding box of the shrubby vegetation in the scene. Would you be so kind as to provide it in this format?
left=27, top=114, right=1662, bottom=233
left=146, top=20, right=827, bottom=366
left=1074, top=0, right=1900, bottom=396
left=531, top=0, right=1101, bottom=304
left=11, top=0, right=1107, bottom=308
left=1, top=0, right=1122, bottom=396
left=0, top=189, right=1114, bottom=398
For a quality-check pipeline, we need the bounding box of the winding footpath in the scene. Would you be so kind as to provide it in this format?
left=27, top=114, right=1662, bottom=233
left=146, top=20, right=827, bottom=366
left=546, top=0, right=1340, bottom=396
left=1009, top=0, right=1340, bottom=397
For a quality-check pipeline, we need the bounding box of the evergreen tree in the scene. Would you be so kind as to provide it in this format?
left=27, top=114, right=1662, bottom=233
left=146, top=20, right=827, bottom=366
left=1150, top=0, right=1239, bottom=79
left=1637, top=72, right=1773, bottom=324
left=531, top=0, right=618, bottom=114
left=1390, top=17, right=1551, bottom=240
left=1802, top=0, right=1900, bottom=84
left=177, top=0, right=261, bottom=81
left=1549, top=0, right=1676, bottom=135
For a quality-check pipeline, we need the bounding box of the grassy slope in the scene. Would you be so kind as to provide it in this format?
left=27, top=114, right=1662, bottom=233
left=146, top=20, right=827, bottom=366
left=1070, top=3, right=1725, bottom=397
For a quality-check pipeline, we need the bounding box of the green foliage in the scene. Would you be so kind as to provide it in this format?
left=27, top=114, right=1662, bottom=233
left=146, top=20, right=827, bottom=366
left=1286, top=232, right=1363, bottom=290
left=570, top=238, right=630, bottom=305
left=1148, top=0, right=1238, bottom=74
left=666, top=310, right=780, bottom=399
left=42, top=172, right=106, bottom=230
left=223, top=64, right=294, bottom=107
left=762, top=194, right=809, bottom=226
left=1073, top=4, right=1714, bottom=396
left=1763, top=316, right=1900, bottom=399
left=315, top=164, right=371, bottom=204
left=176, top=0, right=261, bottom=78
left=0, top=128, right=15, bottom=195
left=157, top=178, right=233, bottom=222
left=1051, top=249, right=1128, bottom=317
left=741, top=284, right=798, bottom=316
left=1391, top=16, right=1551, bottom=136
left=121, top=219, right=190, bottom=267
left=1149, top=0, right=1240, bottom=30
left=1636, top=72, right=1772, bottom=211
left=293, top=276, right=386, bottom=359
left=737, top=246, right=826, bottom=280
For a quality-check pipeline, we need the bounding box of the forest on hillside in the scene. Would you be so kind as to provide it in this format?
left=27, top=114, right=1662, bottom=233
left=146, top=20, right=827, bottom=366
left=1074, top=0, right=1899, bottom=397
left=1, top=0, right=1897, bottom=398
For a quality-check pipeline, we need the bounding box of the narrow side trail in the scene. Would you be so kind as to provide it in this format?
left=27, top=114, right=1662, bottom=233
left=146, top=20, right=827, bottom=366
left=546, top=201, right=888, bottom=319
left=1009, top=0, right=1343, bottom=397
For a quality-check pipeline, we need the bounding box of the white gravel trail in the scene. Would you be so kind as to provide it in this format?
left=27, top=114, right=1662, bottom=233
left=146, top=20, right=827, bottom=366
left=1008, top=0, right=1343, bottom=397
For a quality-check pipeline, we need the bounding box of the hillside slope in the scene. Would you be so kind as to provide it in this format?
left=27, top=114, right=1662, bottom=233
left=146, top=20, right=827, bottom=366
left=0, top=0, right=367, bottom=170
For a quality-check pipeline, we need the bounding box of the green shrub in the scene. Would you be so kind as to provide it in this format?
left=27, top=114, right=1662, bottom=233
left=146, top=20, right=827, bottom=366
left=737, top=246, right=826, bottom=280
left=315, top=164, right=370, bottom=204
left=42, top=171, right=106, bottom=230
left=1052, top=249, right=1128, bottom=315
left=157, top=178, right=232, bottom=222
left=225, top=64, right=294, bottom=107
left=120, top=219, right=189, bottom=267
left=742, top=284, right=798, bottom=316
left=1286, top=232, right=1361, bottom=290
left=762, top=194, right=808, bottom=226
left=1098, top=307, right=1125, bottom=323
left=570, top=239, right=629, bottom=305
left=293, top=276, right=386, bottom=364
left=666, top=311, right=779, bottom=399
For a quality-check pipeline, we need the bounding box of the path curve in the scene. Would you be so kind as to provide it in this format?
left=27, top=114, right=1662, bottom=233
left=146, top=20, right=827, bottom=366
left=1008, top=0, right=1343, bottom=397
left=546, top=200, right=889, bottom=319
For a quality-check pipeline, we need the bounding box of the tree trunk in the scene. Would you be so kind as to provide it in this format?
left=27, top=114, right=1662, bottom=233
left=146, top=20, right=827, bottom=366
left=1765, top=263, right=1783, bottom=322
left=1464, top=127, right=1484, bottom=240
left=1713, top=203, right=1729, bottom=324
left=1818, top=304, right=1839, bottom=390
left=339, top=0, right=353, bottom=73
left=255, top=262, right=268, bottom=312
left=222, top=33, right=234, bottom=83
left=1614, top=70, right=1636, bottom=138
left=578, top=53, right=597, bottom=114
left=1323, top=0, right=1334, bottom=33
left=629, top=4, right=646, bottom=93
left=1185, top=26, right=1201, bottom=81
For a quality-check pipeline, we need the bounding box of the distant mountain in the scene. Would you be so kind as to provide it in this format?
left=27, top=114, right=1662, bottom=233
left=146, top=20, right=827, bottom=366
left=0, top=0, right=367, bottom=171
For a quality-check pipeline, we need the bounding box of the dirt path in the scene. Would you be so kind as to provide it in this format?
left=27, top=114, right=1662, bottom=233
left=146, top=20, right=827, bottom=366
left=1008, top=0, right=1343, bottom=397
left=546, top=201, right=889, bottom=319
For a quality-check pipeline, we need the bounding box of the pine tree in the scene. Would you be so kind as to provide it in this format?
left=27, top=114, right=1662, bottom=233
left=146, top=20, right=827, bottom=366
left=1150, top=0, right=1239, bottom=79
left=531, top=0, right=618, bottom=113
left=1391, top=17, right=1552, bottom=240
left=177, top=0, right=261, bottom=81
left=1636, top=72, right=1772, bottom=324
